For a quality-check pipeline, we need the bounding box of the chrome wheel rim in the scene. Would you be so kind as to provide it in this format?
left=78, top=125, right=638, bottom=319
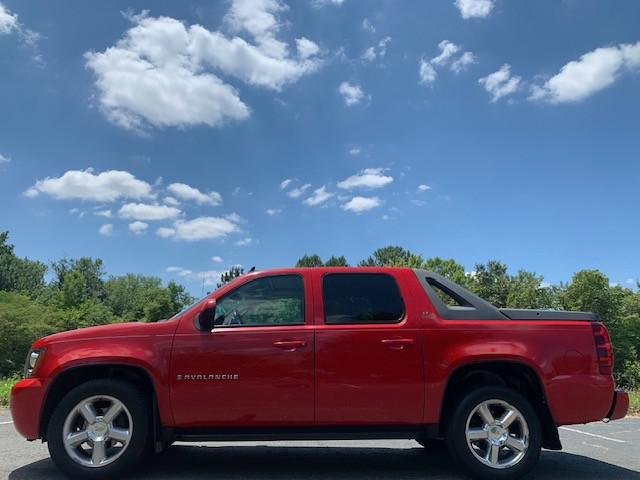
left=465, top=399, right=529, bottom=470
left=62, top=395, right=133, bottom=468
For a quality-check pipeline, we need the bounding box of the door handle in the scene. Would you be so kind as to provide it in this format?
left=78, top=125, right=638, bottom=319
left=381, top=338, right=415, bottom=350
left=273, top=340, right=307, bottom=350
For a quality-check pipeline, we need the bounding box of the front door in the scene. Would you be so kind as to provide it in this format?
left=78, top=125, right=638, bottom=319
left=314, top=271, right=425, bottom=425
left=170, top=273, right=314, bottom=427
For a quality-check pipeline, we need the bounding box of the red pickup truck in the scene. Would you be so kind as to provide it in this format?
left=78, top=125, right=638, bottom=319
left=10, top=267, right=629, bottom=479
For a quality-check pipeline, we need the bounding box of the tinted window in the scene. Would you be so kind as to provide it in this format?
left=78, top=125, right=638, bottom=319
left=214, top=275, right=304, bottom=327
left=323, top=274, right=404, bottom=324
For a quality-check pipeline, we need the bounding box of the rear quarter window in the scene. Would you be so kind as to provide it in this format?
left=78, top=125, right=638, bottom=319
left=323, top=273, right=405, bottom=324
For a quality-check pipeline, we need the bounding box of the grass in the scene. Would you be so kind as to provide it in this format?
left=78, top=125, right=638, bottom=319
left=630, top=390, right=640, bottom=416
left=0, top=376, right=20, bottom=407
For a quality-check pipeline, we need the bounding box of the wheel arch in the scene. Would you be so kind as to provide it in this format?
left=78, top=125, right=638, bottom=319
left=39, top=363, right=160, bottom=442
left=439, top=359, right=561, bottom=450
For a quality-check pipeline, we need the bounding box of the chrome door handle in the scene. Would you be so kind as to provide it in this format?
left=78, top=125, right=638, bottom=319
left=273, top=340, right=307, bottom=350
left=381, top=338, right=415, bottom=350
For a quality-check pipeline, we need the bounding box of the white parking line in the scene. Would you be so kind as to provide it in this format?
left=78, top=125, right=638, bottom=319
left=560, top=426, right=626, bottom=444
left=0, top=421, right=13, bottom=425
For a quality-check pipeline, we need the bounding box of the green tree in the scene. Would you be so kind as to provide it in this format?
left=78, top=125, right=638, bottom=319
left=324, top=255, right=349, bottom=267
left=562, top=270, right=621, bottom=322
left=217, top=266, right=245, bottom=288
left=359, top=246, right=424, bottom=268
left=61, top=271, right=87, bottom=309
left=52, top=257, right=106, bottom=302
left=470, top=260, right=511, bottom=307
left=295, top=254, right=324, bottom=267
left=0, top=232, right=47, bottom=297
left=506, top=270, right=551, bottom=309
left=423, top=257, right=469, bottom=286
left=0, top=291, right=65, bottom=376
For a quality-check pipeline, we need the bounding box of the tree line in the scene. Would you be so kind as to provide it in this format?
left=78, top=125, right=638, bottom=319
left=0, top=231, right=194, bottom=377
left=2, top=234, right=638, bottom=389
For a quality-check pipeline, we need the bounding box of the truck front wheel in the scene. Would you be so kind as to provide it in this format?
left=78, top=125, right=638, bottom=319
left=47, top=378, right=150, bottom=479
left=446, top=386, right=542, bottom=480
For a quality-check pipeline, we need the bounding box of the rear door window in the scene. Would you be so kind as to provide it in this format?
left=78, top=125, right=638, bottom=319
left=322, top=273, right=404, bottom=324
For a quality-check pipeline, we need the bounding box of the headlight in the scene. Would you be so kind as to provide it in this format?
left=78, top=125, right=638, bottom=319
left=24, top=349, right=44, bottom=377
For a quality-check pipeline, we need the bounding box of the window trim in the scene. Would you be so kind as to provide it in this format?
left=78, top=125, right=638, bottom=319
left=213, top=274, right=306, bottom=329
left=321, top=272, right=406, bottom=325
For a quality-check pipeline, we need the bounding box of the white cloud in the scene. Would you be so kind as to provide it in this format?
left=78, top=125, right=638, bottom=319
left=167, top=182, right=222, bottom=206
left=419, top=59, right=437, bottom=84
left=419, top=40, right=476, bottom=85
left=94, top=209, right=113, bottom=218
left=349, top=146, right=361, bottom=156
left=25, top=169, right=153, bottom=202
left=85, top=2, right=321, bottom=131
left=361, top=47, right=376, bottom=63
left=287, top=183, right=311, bottom=198
left=167, top=266, right=222, bottom=286
left=128, top=221, right=149, bottom=234
left=279, top=178, right=292, bottom=190
left=163, top=196, right=180, bottom=206
left=455, top=0, right=494, bottom=19
left=451, top=51, right=477, bottom=73
left=303, top=186, right=333, bottom=206
left=312, top=0, right=345, bottom=7
left=338, top=168, right=393, bottom=190
left=98, top=223, right=114, bottom=236
left=265, top=208, right=281, bottom=215
left=361, top=36, right=391, bottom=63
left=431, top=40, right=460, bottom=66
left=211, top=255, right=224, bottom=263
left=341, top=196, right=381, bottom=213
left=156, top=227, right=175, bottom=238
left=338, top=81, right=366, bottom=106
left=0, top=153, right=10, bottom=164
left=157, top=215, right=240, bottom=241
left=0, top=2, right=42, bottom=63
left=119, top=202, right=181, bottom=221
left=417, top=184, right=432, bottom=192
left=0, top=3, right=18, bottom=35
left=530, top=42, right=640, bottom=103
left=296, top=37, right=320, bottom=59
left=478, top=64, right=522, bottom=102
left=235, top=237, right=253, bottom=246
left=362, top=18, right=375, bottom=33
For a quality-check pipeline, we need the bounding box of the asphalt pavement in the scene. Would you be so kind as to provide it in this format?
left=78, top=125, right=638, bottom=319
left=1, top=408, right=638, bottom=479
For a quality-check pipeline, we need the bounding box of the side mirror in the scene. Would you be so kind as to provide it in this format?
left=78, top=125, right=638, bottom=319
left=196, top=299, right=216, bottom=332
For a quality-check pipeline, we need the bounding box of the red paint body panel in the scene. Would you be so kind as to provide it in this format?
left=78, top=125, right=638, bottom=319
left=312, top=269, right=425, bottom=425
left=9, top=267, right=628, bottom=442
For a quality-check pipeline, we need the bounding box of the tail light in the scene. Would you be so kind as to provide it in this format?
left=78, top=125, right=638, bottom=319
left=591, top=323, right=613, bottom=375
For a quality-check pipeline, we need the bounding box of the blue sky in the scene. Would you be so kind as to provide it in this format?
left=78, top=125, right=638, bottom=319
left=1, top=0, right=639, bottom=295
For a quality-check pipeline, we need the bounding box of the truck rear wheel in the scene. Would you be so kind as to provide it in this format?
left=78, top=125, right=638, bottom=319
left=446, top=386, right=541, bottom=480
left=47, top=379, right=150, bottom=479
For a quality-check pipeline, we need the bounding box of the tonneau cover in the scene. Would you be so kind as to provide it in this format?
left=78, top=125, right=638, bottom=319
left=500, top=309, right=597, bottom=321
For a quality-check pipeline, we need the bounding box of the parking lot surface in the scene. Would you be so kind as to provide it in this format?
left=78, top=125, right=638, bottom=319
left=1, top=409, right=638, bottom=479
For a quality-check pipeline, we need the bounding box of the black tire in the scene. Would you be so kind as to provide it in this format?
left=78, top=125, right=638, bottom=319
left=47, top=379, right=151, bottom=479
left=446, top=386, right=542, bottom=480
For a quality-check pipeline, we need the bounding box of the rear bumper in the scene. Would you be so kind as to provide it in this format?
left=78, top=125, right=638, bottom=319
left=606, top=389, right=629, bottom=421
left=10, top=378, right=46, bottom=440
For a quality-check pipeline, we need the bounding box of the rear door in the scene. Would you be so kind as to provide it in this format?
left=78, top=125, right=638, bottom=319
left=314, top=270, right=425, bottom=425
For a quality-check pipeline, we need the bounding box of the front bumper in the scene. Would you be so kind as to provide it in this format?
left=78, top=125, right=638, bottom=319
left=10, top=378, right=46, bottom=440
left=606, top=389, right=629, bottom=421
